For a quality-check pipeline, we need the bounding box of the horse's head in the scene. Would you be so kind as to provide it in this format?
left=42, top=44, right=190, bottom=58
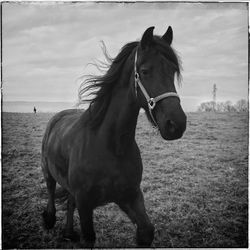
left=134, top=26, right=186, bottom=140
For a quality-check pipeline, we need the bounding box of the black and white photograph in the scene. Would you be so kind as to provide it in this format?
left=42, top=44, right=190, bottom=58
left=2, top=1, right=248, bottom=248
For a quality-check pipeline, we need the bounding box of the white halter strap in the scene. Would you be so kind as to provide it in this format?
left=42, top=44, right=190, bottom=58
left=134, top=50, right=180, bottom=127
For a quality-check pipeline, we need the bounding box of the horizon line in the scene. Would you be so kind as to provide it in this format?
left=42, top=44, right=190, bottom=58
left=3, top=100, right=77, bottom=103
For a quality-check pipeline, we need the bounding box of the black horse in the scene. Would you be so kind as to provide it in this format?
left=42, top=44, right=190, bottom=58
left=41, top=26, right=186, bottom=247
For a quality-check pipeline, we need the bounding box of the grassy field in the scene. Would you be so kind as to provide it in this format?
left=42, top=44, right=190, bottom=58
left=2, top=111, right=248, bottom=248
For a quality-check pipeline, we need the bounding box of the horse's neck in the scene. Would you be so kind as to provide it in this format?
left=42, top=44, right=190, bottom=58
left=100, top=84, right=139, bottom=156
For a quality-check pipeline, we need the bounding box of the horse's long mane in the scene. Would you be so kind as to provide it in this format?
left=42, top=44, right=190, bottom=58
left=79, top=37, right=182, bottom=129
left=78, top=41, right=138, bottom=129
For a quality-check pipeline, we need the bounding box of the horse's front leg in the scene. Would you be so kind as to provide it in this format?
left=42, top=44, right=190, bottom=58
left=118, top=188, right=154, bottom=246
left=75, top=192, right=96, bottom=247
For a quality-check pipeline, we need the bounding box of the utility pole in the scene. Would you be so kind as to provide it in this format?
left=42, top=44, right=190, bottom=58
left=212, top=84, right=217, bottom=111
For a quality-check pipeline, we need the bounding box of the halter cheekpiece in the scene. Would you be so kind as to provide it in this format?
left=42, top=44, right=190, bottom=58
left=134, top=49, right=180, bottom=127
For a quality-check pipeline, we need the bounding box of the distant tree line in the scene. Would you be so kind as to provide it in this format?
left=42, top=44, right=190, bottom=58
left=197, top=99, right=248, bottom=112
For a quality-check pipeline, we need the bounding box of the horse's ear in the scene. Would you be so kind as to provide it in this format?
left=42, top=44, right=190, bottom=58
left=162, top=26, right=173, bottom=45
left=140, top=26, right=155, bottom=50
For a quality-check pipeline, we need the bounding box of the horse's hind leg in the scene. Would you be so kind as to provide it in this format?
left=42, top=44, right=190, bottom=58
left=62, top=194, right=79, bottom=242
left=42, top=164, right=56, bottom=229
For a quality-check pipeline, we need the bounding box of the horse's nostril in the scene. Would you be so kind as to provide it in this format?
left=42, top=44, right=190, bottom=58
left=166, top=120, right=176, bottom=134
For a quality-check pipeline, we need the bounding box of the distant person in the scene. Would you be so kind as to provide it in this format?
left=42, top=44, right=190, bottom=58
left=34, top=106, right=37, bottom=114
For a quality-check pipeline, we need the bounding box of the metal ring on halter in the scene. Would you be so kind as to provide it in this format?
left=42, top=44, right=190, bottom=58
left=148, top=98, right=156, bottom=110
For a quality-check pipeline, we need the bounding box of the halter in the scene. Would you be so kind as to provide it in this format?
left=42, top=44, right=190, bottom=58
left=134, top=50, right=180, bottom=127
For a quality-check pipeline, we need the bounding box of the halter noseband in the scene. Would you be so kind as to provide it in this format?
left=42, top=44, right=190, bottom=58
left=134, top=50, right=180, bottom=127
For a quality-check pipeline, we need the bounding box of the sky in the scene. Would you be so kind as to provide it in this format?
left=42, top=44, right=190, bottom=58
left=2, top=2, right=248, bottom=112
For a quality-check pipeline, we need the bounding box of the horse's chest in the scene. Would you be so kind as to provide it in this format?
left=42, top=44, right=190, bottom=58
left=84, top=159, right=141, bottom=206
left=70, top=147, right=142, bottom=206
left=90, top=174, right=139, bottom=206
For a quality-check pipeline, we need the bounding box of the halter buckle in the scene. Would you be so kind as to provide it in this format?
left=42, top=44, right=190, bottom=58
left=148, top=98, right=156, bottom=110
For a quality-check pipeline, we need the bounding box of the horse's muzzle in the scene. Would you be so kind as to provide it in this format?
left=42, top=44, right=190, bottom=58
left=161, top=116, right=186, bottom=140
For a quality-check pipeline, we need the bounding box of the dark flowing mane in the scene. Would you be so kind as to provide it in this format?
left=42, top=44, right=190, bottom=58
left=78, top=41, right=138, bottom=129
left=78, top=37, right=182, bottom=129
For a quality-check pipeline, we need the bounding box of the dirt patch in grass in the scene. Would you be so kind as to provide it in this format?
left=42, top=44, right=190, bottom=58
left=2, top=112, right=248, bottom=248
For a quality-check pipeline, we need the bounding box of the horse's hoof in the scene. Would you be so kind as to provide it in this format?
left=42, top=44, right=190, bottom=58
left=136, top=225, right=154, bottom=247
left=42, top=210, right=56, bottom=229
left=81, top=231, right=96, bottom=247
left=62, top=229, right=80, bottom=242
left=80, top=240, right=95, bottom=248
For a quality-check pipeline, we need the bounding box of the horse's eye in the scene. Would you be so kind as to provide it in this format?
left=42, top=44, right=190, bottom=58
left=141, top=69, right=149, bottom=76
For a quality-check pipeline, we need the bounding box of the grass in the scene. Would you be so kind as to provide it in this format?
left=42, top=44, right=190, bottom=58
left=2, top=111, right=248, bottom=248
